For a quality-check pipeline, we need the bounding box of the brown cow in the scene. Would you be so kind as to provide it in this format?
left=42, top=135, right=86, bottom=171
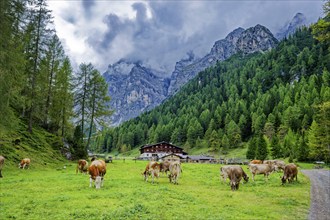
left=281, top=163, right=298, bottom=185
left=248, top=163, right=275, bottom=181
left=88, top=160, right=106, bottom=189
left=250, top=160, right=263, bottom=164
left=19, top=158, right=30, bottom=169
left=160, top=160, right=171, bottom=175
left=228, top=166, right=249, bottom=191
left=168, top=161, right=182, bottom=184
left=76, top=159, right=88, bottom=174
left=143, top=161, right=161, bottom=184
left=0, top=155, right=5, bottom=178
left=220, top=165, right=249, bottom=184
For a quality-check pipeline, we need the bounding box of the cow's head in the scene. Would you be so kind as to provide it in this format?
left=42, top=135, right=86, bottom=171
left=95, top=176, right=102, bottom=189
left=230, top=180, right=238, bottom=191
left=243, top=174, right=249, bottom=183
left=281, top=176, right=287, bottom=185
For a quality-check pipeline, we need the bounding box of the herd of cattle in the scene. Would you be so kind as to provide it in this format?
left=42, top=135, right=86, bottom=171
left=0, top=156, right=298, bottom=191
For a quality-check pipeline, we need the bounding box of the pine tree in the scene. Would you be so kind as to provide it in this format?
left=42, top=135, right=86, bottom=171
left=0, top=0, right=26, bottom=129
left=86, top=68, right=111, bottom=148
left=24, top=0, right=54, bottom=133
left=308, top=102, right=330, bottom=162
left=246, top=137, right=257, bottom=159
left=256, top=135, right=268, bottom=160
left=270, top=136, right=282, bottom=159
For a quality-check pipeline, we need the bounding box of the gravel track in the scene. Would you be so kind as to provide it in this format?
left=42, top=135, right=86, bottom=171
left=301, top=169, right=330, bottom=220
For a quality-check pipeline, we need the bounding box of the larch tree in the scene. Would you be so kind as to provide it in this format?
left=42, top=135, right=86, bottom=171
left=86, top=68, right=111, bottom=148
left=0, top=0, right=26, bottom=129
left=23, top=0, right=54, bottom=133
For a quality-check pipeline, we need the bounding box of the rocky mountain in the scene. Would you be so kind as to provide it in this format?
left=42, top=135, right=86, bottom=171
left=275, top=13, right=307, bottom=40
left=168, top=24, right=278, bottom=95
left=104, top=24, right=278, bottom=125
left=103, top=60, right=170, bottom=125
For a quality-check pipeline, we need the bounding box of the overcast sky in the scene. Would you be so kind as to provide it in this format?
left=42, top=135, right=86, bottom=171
left=48, top=0, right=324, bottom=74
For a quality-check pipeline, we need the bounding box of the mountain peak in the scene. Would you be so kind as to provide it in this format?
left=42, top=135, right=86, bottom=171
left=275, top=12, right=307, bottom=40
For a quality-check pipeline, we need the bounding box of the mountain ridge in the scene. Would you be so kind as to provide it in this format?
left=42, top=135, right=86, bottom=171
left=104, top=13, right=306, bottom=126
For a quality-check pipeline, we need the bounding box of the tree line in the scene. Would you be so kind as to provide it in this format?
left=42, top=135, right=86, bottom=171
left=102, top=17, right=329, bottom=162
left=0, top=0, right=111, bottom=159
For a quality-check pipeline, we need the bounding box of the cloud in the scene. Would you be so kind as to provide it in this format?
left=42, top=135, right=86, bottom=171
left=49, top=0, right=324, bottom=74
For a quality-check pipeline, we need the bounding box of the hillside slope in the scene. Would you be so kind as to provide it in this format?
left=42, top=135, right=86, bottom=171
left=0, top=122, right=67, bottom=168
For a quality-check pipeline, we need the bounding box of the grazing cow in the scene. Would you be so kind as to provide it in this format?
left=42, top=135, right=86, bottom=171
left=0, top=155, right=4, bottom=178
left=220, top=165, right=249, bottom=184
left=143, top=161, right=161, bottom=184
left=168, top=161, right=182, bottom=184
left=250, top=160, right=263, bottom=164
left=248, top=163, right=275, bottom=181
left=76, top=159, right=89, bottom=174
left=281, top=163, right=298, bottom=185
left=160, top=160, right=171, bottom=175
left=228, top=166, right=249, bottom=191
left=88, top=160, right=106, bottom=189
left=19, top=158, right=30, bottom=169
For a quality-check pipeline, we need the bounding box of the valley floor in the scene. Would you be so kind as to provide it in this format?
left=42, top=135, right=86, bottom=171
left=0, top=160, right=310, bottom=219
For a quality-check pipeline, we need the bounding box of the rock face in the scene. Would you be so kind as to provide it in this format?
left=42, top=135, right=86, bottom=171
left=104, top=24, right=278, bottom=125
left=275, top=13, right=307, bottom=40
left=103, top=60, right=170, bottom=125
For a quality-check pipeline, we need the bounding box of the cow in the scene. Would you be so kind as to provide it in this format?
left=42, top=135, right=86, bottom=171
left=220, top=165, right=249, bottom=184
left=142, top=161, right=161, bottom=184
left=248, top=163, right=276, bottom=181
left=0, top=155, right=4, bottom=178
left=250, top=160, right=263, bottom=164
left=159, top=160, right=171, bottom=175
left=19, top=158, right=30, bottom=169
left=281, top=163, right=298, bottom=185
left=263, top=160, right=286, bottom=171
left=88, top=160, right=106, bottom=189
left=168, top=161, right=182, bottom=184
left=228, top=166, right=249, bottom=191
left=76, top=159, right=88, bottom=174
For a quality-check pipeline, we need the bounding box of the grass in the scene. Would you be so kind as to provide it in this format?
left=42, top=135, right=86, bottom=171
left=0, top=160, right=310, bottom=220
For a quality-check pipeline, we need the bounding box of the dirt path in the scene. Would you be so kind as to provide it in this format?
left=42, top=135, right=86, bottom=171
left=301, top=169, right=330, bottom=220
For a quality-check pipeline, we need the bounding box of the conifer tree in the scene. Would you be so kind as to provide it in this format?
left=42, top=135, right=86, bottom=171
left=256, top=135, right=268, bottom=160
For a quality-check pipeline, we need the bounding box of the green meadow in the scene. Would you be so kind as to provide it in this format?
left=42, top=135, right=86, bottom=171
left=0, top=160, right=310, bottom=220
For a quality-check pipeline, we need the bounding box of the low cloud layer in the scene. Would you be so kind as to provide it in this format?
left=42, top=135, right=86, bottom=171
left=49, top=1, right=324, bottom=74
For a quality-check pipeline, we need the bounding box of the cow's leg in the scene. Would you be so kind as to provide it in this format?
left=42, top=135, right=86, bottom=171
left=0, top=170, right=2, bottom=178
left=252, top=173, right=255, bottom=181
left=89, top=177, right=93, bottom=187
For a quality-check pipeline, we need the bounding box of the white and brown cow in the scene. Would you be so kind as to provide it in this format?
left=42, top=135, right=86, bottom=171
left=76, top=159, right=89, bottom=174
left=143, top=161, right=161, bottom=184
left=281, top=163, right=298, bottom=185
left=0, top=155, right=5, bottom=178
left=248, top=163, right=276, bottom=181
left=220, top=165, right=249, bottom=184
left=19, top=158, right=30, bottom=169
left=228, top=166, right=249, bottom=191
left=88, top=160, right=106, bottom=189
left=168, top=161, right=182, bottom=185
